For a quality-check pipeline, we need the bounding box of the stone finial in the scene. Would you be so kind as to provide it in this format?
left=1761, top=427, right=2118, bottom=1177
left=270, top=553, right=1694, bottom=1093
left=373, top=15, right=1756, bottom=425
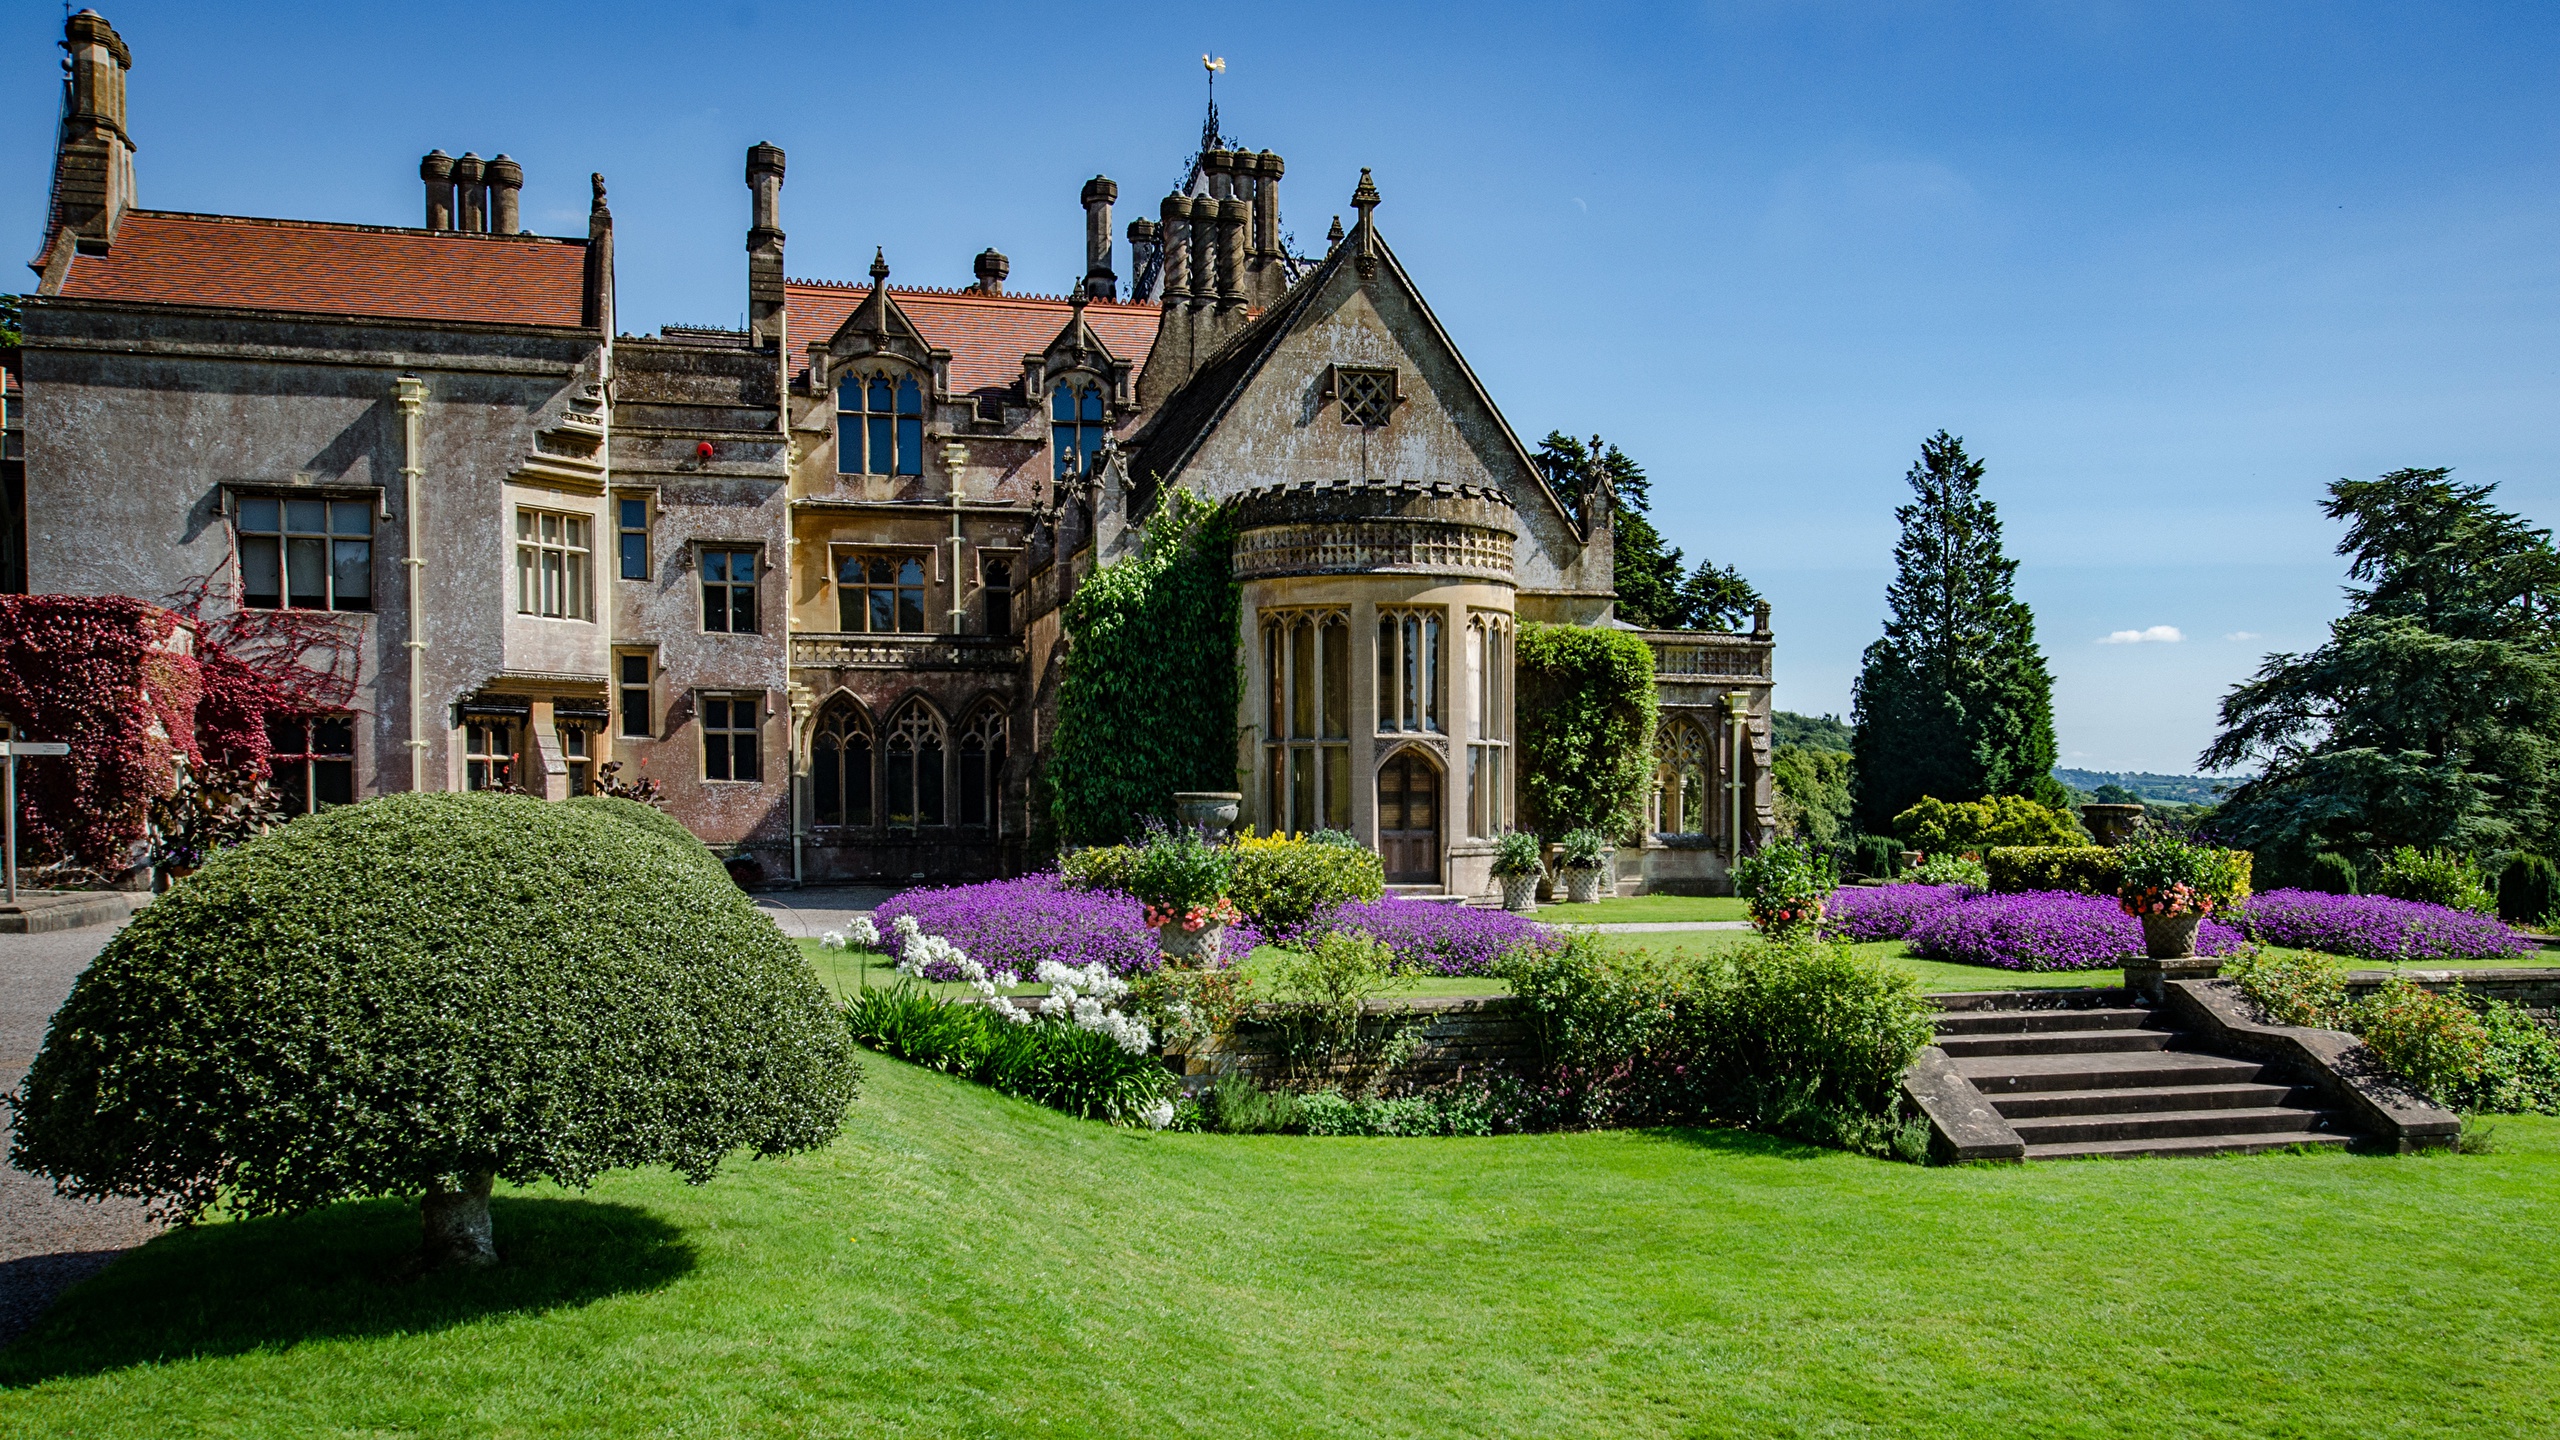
left=973, top=248, right=1009, bottom=296
left=1350, top=169, right=1380, bottom=279
left=590, top=172, right=609, bottom=217
left=1752, top=599, right=1771, bottom=637
left=1327, top=215, right=1344, bottom=248
left=1082, top=175, right=1118, bottom=207
left=870, top=247, right=891, bottom=283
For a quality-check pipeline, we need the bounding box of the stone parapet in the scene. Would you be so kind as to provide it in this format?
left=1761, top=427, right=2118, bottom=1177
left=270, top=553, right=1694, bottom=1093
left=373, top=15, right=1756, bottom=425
left=1229, top=480, right=1518, bottom=582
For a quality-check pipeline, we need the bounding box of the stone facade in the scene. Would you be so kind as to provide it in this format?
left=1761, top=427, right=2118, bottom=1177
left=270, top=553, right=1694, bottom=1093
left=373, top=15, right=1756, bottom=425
left=5, top=11, right=1777, bottom=894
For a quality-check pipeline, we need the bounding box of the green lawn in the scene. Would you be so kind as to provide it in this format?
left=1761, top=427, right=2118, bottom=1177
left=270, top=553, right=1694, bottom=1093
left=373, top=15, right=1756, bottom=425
left=6, top=1055, right=2555, bottom=1437
left=1533, top=893, right=1749, bottom=924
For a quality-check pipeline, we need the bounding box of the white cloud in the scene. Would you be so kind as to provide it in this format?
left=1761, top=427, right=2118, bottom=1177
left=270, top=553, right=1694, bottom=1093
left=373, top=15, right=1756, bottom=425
left=2224, top=631, right=2262, bottom=642
left=2098, top=625, right=2184, bottom=645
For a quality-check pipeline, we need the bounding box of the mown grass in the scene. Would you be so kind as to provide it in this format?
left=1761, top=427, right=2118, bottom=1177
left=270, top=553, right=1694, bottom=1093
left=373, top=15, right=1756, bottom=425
left=5, top=1055, right=2555, bottom=1438
left=1532, top=894, right=1750, bottom=924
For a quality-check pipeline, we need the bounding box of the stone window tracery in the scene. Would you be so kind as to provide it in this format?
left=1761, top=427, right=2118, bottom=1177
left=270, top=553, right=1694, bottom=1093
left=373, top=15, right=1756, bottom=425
left=811, top=697, right=874, bottom=828
left=1466, top=615, right=1512, bottom=838
left=1262, top=608, right=1352, bottom=835
left=836, top=370, right=925, bottom=477
left=1050, top=382, right=1110, bottom=481
left=884, top=700, right=946, bottom=829
left=1376, top=607, right=1443, bottom=735
left=1653, top=720, right=1713, bottom=838
left=957, top=704, right=1007, bottom=831
left=1333, top=365, right=1397, bottom=428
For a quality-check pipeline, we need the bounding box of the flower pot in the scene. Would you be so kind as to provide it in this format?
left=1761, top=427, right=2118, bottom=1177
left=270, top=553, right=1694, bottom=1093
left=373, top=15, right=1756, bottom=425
left=1563, top=866, right=1607, bottom=905
left=1500, top=872, right=1539, bottom=913
left=2140, top=912, right=2202, bottom=960
left=1152, top=918, right=1228, bottom=965
left=1170, top=791, right=1242, bottom=836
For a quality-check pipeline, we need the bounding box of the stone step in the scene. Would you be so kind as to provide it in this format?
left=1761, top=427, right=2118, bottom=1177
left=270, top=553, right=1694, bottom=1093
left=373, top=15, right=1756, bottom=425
left=1993, top=1082, right=2305, bottom=1119
left=2024, top=1132, right=2355, bottom=1162
left=1932, top=1007, right=2155, bottom=1037
left=1953, top=1049, right=2270, bottom=1094
left=1933, top=1027, right=2175, bottom=1059
left=2008, top=1106, right=2336, bottom=1147
left=1931, top=989, right=2128, bottom=1013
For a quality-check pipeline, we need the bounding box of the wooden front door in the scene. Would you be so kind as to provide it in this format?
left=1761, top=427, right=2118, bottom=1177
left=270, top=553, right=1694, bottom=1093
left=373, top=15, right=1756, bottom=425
left=1376, top=752, right=1441, bottom=885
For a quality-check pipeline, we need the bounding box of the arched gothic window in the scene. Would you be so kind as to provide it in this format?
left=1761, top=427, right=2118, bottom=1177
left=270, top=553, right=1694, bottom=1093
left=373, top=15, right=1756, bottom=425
left=1654, top=721, right=1713, bottom=837
left=1262, top=609, right=1353, bottom=835
left=1051, top=383, right=1109, bottom=481
left=837, top=371, right=925, bottom=477
left=884, top=700, right=946, bottom=829
left=811, top=698, right=873, bottom=828
left=957, top=704, right=1008, bottom=831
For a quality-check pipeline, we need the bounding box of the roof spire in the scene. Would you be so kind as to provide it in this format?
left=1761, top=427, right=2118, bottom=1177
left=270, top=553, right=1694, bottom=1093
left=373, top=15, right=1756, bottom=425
left=1201, top=54, right=1228, bottom=153
left=1326, top=214, right=1344, bottom=249
left=869, top=247, right=891, bottom=284
left=1350, top=169, right=1380, bottom=280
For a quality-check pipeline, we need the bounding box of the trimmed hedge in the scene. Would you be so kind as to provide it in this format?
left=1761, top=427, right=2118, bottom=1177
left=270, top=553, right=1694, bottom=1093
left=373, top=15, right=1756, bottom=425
left=1985, top=846, right=2119, bottom=896
left=8, top=792, right=860, bottom=1222
left=1228, top=833, right=1385, bottom=937
left=1517, top=622, right=1658, bottom=838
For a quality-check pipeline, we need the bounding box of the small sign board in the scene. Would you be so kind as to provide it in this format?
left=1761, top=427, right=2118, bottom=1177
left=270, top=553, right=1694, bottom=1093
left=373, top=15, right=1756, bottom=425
left=0, top=742, right=69, bottom=757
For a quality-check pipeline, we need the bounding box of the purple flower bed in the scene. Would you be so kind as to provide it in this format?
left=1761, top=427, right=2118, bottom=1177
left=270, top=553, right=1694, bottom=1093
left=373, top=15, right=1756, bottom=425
left=1308, top=896, right=1560, bottom=976
left=2240, top=888, right=2531, bottom=962
left=874, top=874, right=1264, bottom=980
left=1820, top=883, right=1974, bottom=943
left=1906, top=890, right=2247, bottom=972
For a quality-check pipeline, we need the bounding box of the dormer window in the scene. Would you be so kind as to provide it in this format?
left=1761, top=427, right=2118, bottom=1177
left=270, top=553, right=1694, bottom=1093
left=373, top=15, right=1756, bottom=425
left=837, top=371, right=924, bottom=477
left=1334, top=366, right=1398, bottom=428
left=1051, top=382, right=1109, bottom=481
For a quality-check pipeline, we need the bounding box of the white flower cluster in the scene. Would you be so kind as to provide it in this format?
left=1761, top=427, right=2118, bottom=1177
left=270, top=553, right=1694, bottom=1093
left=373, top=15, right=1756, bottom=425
left=1031, top=960, right=1152, bottom=1053
left=817, top=914, right=883, bottom=952
left=893, top=929, right=1027, bottom=1020
left=1138, top=1098, right=1176, bottom=1131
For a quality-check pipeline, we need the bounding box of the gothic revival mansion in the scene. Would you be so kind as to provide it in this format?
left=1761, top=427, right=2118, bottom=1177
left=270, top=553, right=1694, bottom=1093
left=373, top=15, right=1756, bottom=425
left=7, top=11, right=1776, bottom=896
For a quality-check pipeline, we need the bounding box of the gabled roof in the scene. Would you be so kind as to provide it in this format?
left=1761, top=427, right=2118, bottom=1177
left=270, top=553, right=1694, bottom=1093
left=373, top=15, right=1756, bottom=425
left=45, top=210, right=592, bottom=328
left=1122, top=224, right=1578, bottom=532
left=784, top=278, right=1159, bottom=393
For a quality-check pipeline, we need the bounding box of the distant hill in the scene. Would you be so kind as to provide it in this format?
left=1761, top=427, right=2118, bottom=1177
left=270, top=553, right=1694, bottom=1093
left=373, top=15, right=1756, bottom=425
left=1774, top=711, right=1854, bottom=752
left=2052, top=769, right=2236, bottom=806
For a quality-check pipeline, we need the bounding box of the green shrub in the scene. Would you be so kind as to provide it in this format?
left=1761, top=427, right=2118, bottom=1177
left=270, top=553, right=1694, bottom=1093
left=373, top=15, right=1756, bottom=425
left=846, top=980, right=1176, bottom=1125
left=1308, top=829, right=1361, bottom=849
left=1733, top=838, right=1837, bottom=938
left=2371, top=847, right=2494, bottom=915
left=1491, top=830, right=1544, bottom=879
left=1905, top=851, right=1989, bottom=891
left=1556, top=827, right=1609, bottom=870
left=1207, top=1073, right=1302, bottom=1133
left=2308, top=851, right=2360, bottom=896
left=1851, top=835, right=1903, bottom=880
left=2116, top=830, right=2250, bottom=915
left=1059, top=844, right=1139, bottom=893
left=1679, top=938, right=1937, bottom=1130
left=2463, top=1000, right=2560, bottom=1114
left=1496, top=933, right=1682, bottom=1071
left=1517, top=622, right=1658, bottom=838
left=8, top=793, right=860, bottom=1262
left=2226, top=948, right=2352, bottom=1030
left=1893, top=795, right=2085, bottom=854
left=2496, top=854, right=2557, bottom=926
left=560, top=793, right=709, bottom=855
left=1229, top=832, right=1385, bottom=932
left=1272, top=928, right=1413, bottom=1063
left=1123, top=827, right=1233, bottom=914
left=2351, top=974, right=2490, bottom=1102
left=1985, top=846, right=2121, bottom=896
left=1296, top=1086, right=1497, bottom=1137
left=1772, top=746, right=1854, bottom=852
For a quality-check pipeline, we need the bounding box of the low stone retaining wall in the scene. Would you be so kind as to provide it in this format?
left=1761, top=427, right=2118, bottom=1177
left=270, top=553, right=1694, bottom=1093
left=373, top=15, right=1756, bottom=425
left=2344, top=968, right=2560, bottom=1020
left=1172, top=995, right=1536, bottom=1095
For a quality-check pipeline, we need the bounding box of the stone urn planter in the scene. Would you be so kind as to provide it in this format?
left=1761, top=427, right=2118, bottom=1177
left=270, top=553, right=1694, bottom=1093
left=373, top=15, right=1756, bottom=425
left=2140, top=912, right=2202, bottom=960
left=1561, top=866, right=1608, bottom=905
left=1152, top=919, right=1229, bottom=965
left=1171, top=791, right=1242, bottom=836
left=1500, top=872, right=1540, bottom=913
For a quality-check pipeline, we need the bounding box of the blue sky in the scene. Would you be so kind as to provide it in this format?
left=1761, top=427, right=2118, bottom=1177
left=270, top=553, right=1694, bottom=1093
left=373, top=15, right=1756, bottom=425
left=8, top=2, right=2556, bottom=774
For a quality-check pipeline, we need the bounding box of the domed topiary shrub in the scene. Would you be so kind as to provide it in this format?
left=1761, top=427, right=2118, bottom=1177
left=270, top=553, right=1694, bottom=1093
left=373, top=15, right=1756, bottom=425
left=7, top=793, right=860, bottom=1267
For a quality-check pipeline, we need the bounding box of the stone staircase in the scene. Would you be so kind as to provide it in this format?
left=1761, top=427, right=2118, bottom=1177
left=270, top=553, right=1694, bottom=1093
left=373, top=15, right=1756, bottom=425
left=1932, top=993, right=2353, bottom=1160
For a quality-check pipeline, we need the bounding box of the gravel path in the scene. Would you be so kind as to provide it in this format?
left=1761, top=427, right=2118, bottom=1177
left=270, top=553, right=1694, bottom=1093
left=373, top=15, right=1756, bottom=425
left=0, top=915, right=159, bottom=1349
left=753, top=885, right=897, bottom=938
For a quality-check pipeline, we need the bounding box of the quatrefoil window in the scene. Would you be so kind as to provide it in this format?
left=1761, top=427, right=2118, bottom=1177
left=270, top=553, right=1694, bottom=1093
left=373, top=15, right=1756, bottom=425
left=1335, top=366, right=1397, bottom=428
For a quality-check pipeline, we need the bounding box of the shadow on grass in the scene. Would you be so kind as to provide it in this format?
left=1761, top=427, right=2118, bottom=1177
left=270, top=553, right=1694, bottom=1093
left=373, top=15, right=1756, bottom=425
left=1623, top=1124, right=1847, bottom=1161
left=0, top=1194, right=692, bottom=1387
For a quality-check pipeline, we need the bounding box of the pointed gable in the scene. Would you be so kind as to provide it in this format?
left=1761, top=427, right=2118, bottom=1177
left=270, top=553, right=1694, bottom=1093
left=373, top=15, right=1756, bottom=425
left=821, top=249, right=942, bottom=375
left=1122, top=218, right=1590, bottom=590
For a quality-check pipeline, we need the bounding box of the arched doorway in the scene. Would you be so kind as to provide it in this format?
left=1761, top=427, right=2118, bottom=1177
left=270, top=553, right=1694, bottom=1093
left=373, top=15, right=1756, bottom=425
left=1377, top=750, right=1442, bottom=885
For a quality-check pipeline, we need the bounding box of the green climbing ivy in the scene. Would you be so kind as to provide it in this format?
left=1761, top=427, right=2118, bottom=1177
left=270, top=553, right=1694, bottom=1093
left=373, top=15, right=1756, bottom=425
left=1048, top=490, right=1243, bottom=845
left=1516, top=621, right=1659, bottom=840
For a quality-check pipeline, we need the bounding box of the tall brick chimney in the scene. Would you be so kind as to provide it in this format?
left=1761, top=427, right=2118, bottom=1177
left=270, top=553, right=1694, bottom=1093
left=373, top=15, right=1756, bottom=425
left=485, top=154, right=522, bottom=233
left=745, top=141, right=786, bottom=348
left=420, top=150, right=454, bottom=229
left=453, top=153, right=487, bottom=232
left=44, top=9, right=137, bottom=252
left=1080, top=176, right=1116, bottom=301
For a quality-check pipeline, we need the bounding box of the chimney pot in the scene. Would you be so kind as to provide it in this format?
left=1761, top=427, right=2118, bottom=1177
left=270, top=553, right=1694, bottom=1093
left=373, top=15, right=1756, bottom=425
left=745, top=143, right=787, bottom=347
left=453, top=152, right=488, bottom=232
left=420, top=149, right=454, bottom=230
left=973, top=248, right=1010, bottom=296
left=485, top=153, right=523, bottom=233
left=1080, top=175, right=1117, bottom=301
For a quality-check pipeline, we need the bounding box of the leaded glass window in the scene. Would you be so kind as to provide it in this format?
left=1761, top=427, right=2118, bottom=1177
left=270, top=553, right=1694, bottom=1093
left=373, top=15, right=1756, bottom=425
left=837, top=371, right=925, bottom=477
left=1051, top=383, right=1110, bottom=481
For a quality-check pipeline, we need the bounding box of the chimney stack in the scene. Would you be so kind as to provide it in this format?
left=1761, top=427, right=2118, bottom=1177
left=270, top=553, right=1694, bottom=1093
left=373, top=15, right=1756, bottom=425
left=485, top=154, right=522, bottom=233
left=453, top=153, right=487, bottom=232
left=420, top=150, right=454, bottom=230
left=44, top=9, right=137, bottom=249
left=1216, top=197, right=1249, bottom=309
left=972, top=248, right=1009, bottom=296
left=745, top=141, right=787, bottom=348
left=1253, top=150, right=1284, bottom=258
left=1126, top=217, right=1161, bottom=302
left=1080, top=176, right=1117, bottom=301
left=1187, top=194, right=1218, bottom=310
left=1158, top=194, right=1191, bottom=306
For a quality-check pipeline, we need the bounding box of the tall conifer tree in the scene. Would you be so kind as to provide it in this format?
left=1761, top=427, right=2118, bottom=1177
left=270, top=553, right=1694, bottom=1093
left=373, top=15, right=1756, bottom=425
left=1850, top=431, right=2058, bottom=833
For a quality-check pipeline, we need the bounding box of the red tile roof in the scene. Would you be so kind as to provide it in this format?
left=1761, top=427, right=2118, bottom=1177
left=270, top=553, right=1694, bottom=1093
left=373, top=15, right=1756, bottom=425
left=54, top=211, right=591, bottom=328
left=784, top=280, right=1159, bottom=392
